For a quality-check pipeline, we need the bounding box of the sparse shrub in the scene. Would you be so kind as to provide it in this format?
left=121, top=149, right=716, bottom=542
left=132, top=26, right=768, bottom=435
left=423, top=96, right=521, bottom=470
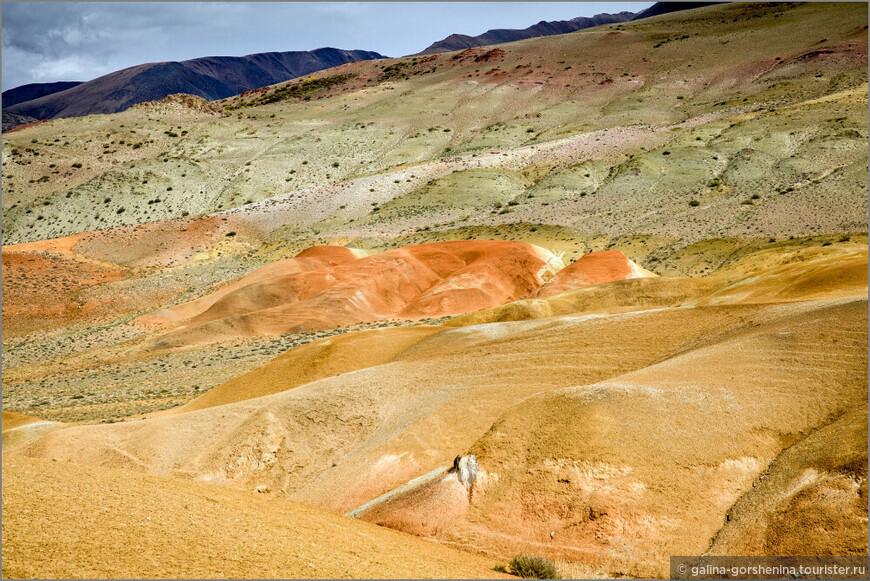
left=71, top=162, right=82, bottom=168
left=332, top=161, right=340, bottom=167
left=750, top=194, right=760, bottom=200
left=689, top=200, right=700, bottom=207
left=508, top=555, right=561, bottom=579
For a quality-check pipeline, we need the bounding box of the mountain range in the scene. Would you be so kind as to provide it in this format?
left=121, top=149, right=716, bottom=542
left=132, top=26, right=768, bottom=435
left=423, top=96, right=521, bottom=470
left=415, top=11, right=636, bottom=54
left=4, top=47, right=384, bottom=122
left=414, top=2, right=722, bottom=55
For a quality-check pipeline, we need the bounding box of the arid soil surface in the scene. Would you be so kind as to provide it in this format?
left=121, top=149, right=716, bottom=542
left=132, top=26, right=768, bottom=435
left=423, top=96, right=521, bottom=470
left=1, top=2, right=867, bottom=579
left=1, top=456, right=508, bottom=579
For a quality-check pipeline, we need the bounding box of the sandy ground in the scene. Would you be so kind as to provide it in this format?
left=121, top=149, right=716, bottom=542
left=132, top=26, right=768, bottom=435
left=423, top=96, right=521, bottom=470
left=1, top=456, right=509, bottom=579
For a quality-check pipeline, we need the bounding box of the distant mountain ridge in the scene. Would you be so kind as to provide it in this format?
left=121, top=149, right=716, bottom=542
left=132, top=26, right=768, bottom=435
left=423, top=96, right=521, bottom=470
left=2, top=82, right=84, bottom=108
left=4, top=47, right=385, bottom=121
left=415, top=2, right=728, bottom=55
left=631, top=2, right=724, bottom=20
left=416, top=11, right=636, bottom=54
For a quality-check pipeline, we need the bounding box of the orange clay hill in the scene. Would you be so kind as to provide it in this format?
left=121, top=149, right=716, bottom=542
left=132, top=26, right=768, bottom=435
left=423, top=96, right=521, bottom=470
left=146, top=240, right=564, bottom=349
left=534, top=249, right=657, bottom=299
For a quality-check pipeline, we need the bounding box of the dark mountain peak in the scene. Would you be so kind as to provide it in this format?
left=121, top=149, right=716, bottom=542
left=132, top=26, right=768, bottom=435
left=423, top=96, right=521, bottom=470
left=2, top=81, right=84, bottom=108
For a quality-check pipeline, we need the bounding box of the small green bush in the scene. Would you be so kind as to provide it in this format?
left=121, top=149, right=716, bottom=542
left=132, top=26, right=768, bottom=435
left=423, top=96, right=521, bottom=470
left=689, top=199, right=700, bottom=207
left=508, top=555, right=561, bottom=579
left=71, top=162, right=83, bottom=168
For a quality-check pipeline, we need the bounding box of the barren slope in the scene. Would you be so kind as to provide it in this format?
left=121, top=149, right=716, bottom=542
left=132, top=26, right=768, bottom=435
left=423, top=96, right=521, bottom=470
left=1, top=456, right=507, bottom=579
left=358, top=297, right=867, bottom=578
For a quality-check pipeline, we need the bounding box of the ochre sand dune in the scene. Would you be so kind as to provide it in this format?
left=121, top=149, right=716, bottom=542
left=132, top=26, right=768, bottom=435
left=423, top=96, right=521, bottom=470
left=1, top=456, right=507, bottom=579
left=10, top=246, right=866, bottom=577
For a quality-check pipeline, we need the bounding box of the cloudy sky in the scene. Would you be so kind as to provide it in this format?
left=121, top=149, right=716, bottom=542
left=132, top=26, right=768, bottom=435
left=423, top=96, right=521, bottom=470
left=2, top=2, right=652, bottom=91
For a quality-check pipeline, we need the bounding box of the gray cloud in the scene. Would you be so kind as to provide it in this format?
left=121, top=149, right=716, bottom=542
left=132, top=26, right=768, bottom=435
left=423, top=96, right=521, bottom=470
left=2, top=2, right=651, bottom=90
